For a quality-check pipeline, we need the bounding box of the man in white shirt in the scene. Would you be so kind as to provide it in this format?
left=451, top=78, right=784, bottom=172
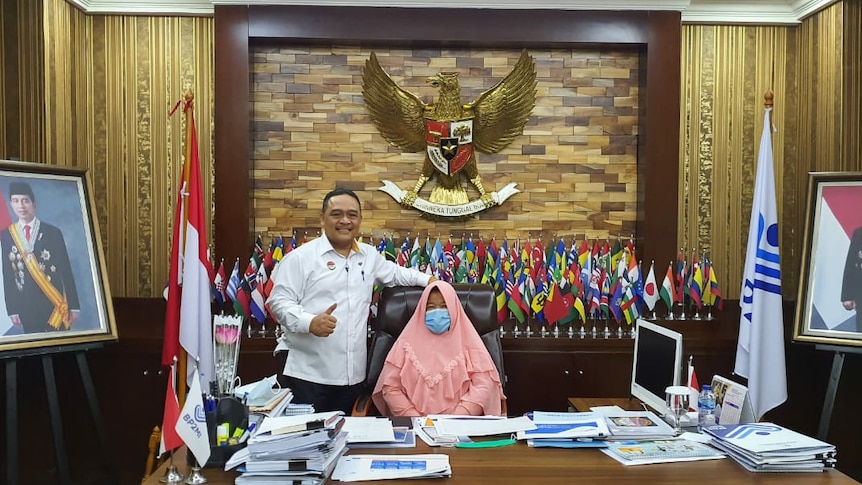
left=267, top=188, right=434, bottom=413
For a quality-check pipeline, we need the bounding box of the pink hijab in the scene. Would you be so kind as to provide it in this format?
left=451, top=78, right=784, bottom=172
left=372, top=281, right=504, bottom=416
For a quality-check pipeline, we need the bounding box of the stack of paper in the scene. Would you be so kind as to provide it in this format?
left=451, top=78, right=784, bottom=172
left=227, top=411, right=348, bottom=483
left=702, top=423, right=837, bottom=472
left=331, top=454, right=451, bottom=482
left=342, top=417, right=416, bottom=449
left=600, top=439, right=725, bottom=466
left=248, top=389, right=294, bottom=419
left=412, top=415, right=536, bottom=447
left=516, top=411, right=610, bottom=448
left=284, top=402, right=316, bottom=416
left=412, top=417, right=461, bottom=447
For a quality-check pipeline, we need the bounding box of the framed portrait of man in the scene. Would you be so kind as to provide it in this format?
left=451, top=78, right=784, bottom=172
left=794, top=171, right=862, bottom=348
left=0, top=160, right=116, bottom=355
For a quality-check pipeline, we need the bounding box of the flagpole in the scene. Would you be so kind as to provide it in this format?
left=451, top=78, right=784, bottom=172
left=735, top=89, right=787, bottom=420
left=765, top=89, right=773, bottom=126
left=160, top=359, right=184, bottom=484
left=176, top=90, right=197, bottom=407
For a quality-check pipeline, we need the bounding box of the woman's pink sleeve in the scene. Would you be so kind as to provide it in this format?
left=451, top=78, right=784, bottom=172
left=458, top=371, right=500, bottom=415
left=378, top=367, right=419, bottom=416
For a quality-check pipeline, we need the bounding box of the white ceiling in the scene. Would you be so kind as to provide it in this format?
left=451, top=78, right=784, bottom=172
left=66, top=0, right=838, bottom=24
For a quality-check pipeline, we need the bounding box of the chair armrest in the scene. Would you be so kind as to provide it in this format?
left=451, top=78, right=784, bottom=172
left=352, top=394, right=375, bottom=416
left=144, top=425, right=162, bottom=479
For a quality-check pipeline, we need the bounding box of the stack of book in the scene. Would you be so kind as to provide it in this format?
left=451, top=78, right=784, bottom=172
left=227, top=411, right=348, bottom=483
left=702, top=423, right=837, bottom=472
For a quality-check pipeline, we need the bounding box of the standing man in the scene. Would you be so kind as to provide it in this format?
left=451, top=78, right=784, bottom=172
left=841, top=226, right=862, bottom=332
left=1, top=182, right=80, bottom=333
left=267, top=188, right=434, bottom=414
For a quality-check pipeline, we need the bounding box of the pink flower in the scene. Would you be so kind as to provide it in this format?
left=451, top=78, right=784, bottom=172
left=214, top=325, right=239, bottom=345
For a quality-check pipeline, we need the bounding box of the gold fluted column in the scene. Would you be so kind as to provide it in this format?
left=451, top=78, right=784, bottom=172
left=0, top=0, right=45, bottom=162
left=679, top=24, right=794, bottom=295
left=41, top=0, right=214, bottom=297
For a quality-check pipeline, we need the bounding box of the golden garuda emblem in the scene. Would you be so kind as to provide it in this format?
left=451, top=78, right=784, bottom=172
left=362, top=50, right=537, bottom=218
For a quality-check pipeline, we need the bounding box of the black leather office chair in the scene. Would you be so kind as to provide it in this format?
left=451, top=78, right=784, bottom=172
left=352, top=283, right=507, bottom=416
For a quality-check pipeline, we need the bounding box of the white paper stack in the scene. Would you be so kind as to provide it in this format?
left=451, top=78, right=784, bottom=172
left=331, top=454, right=451, bottom=482
left=702, top=423, right=837, bottom=472
left=341, top=417, right=416, bottom=449
left=600, top=438, right=725, bottom=466
left=516, top=411, right=610, bottom=446
left=227, top=412, right=348, bottom=483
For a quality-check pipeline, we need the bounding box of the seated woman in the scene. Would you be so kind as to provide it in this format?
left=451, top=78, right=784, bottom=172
left=371, top=280, right=505, bottom=416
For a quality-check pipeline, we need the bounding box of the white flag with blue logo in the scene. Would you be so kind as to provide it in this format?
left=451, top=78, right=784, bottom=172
left=735, top=107, right=787, bottom=420
left=175, top=369, right=211, bottom=466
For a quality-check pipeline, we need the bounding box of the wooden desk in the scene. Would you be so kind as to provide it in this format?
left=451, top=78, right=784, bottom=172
left=146, top=445, right=860, bottom=484
left=568, top=396, right=646, bottom=412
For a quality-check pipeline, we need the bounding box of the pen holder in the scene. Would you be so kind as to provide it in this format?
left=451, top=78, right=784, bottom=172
left=193, top=395, right=249, bottom=468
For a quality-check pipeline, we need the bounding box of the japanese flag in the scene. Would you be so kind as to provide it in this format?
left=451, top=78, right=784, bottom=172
left=643, top=261, right=659, bottom=311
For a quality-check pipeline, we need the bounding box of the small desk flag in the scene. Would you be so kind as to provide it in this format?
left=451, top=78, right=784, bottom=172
left=175, top=370, right=211, bottom=466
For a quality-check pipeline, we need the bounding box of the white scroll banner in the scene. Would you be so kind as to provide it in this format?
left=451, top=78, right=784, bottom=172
left=378, top=180, right=520, bottom=218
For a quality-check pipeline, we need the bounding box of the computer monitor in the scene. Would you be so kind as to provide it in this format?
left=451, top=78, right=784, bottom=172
left=630, top=319, right=683, bottom=416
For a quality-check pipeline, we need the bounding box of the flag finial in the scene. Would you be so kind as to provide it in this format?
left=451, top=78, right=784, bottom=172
left=764, top=90, right=775, bottom=127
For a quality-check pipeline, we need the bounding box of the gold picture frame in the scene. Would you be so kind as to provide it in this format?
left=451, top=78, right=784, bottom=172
left=0, top=160, right=116, bottom=355
left=794, top=171, right=862, bottom=348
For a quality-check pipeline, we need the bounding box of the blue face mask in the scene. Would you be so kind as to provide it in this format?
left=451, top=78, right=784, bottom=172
left=425, top=308, right=451, bottom=334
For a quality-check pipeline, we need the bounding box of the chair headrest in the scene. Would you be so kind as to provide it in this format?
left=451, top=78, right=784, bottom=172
left=376, top=284, right=497, bottom=338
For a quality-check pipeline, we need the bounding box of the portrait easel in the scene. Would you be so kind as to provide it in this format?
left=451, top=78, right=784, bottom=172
left=4, top=343, right=116, bottom=485
left=815, top=344, right=862, bottom=441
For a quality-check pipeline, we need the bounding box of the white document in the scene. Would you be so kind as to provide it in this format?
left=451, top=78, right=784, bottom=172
left=256, top=411, right=342, bottom=435
left=341, top=417, right=396, bottom=443
left=590, top=405, right=626, bottom=415
left=433, top=415, right=536, bottom=437
left=719, top=385, right=747, bottom=425
left=331, top=454, right=451, bottom=482
left=516, top=411, right=610, bottom=440
left=412, top=418, right=460, bottom=447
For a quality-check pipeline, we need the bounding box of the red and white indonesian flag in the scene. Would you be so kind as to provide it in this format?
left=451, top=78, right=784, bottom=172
left=159, top=365, right=183, bottom=457
left=810, top=185, right=862, bottom=330
left=162, top=99, right=214, bottom=387
left=687, top=362, right=699, bottom=411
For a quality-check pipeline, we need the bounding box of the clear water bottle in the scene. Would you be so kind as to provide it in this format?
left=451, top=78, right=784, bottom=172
left=698, top=384, right=716, bottom=429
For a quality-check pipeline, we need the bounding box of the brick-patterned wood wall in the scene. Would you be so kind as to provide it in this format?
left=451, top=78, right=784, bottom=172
left=250, top=45, right=640, bottom=244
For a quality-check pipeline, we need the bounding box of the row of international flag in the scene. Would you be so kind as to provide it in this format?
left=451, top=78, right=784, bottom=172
left=211, top=234, right=304, bottom=325
left=210, top=232, right=724, bottom=329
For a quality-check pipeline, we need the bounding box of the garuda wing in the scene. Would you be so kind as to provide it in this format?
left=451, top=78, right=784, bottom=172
left=362, top=52, right=428, bottom=153
left=467, top=49, right=537, bottom=154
